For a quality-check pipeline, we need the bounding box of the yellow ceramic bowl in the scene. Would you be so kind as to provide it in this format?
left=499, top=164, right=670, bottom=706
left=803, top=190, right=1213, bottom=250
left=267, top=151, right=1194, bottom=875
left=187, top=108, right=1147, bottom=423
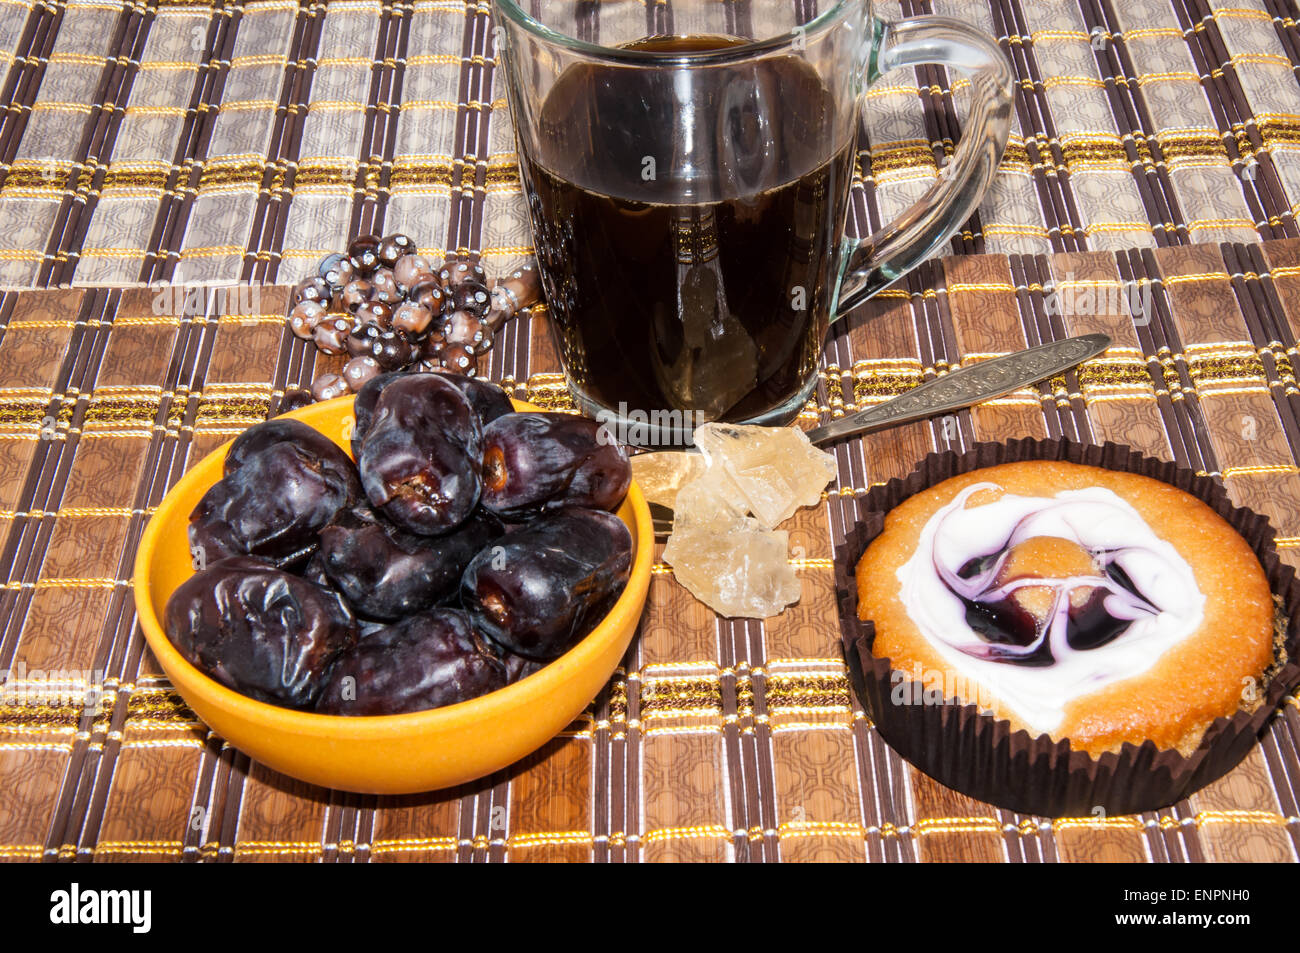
left=133, top=395, right=652, bottom=794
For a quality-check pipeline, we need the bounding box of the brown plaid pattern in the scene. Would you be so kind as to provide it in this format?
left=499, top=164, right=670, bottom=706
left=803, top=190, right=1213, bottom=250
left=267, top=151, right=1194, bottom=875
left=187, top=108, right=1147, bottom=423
left=0, top=244, right=1298, bottom=861
left=1, top=0, right=1300, bottom=862
left=1, top=0, right=1300, bottom=280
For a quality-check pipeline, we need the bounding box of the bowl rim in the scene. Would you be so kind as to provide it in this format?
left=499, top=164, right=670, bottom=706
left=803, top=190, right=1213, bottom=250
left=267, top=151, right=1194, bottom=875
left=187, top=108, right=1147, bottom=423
left=131, top=393, right=654, bottom=737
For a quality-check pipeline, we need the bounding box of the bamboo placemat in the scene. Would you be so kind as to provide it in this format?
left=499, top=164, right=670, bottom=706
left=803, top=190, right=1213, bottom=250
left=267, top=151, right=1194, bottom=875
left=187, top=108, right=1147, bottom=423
left=3, top=0, right=1300, bottom=287
left=3, top=243, right=1300, bottom=863
left=3, top=0, right=1300, bottom=862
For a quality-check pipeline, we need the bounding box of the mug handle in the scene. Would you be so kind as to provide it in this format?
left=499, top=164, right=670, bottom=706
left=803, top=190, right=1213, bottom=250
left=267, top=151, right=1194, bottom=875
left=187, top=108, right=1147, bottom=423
left=833, top=15, right=1014, bottom=318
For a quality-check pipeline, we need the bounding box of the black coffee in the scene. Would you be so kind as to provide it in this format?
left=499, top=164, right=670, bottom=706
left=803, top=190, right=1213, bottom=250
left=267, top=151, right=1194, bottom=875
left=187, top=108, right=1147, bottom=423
left=519, top=35, right=853, bottom=428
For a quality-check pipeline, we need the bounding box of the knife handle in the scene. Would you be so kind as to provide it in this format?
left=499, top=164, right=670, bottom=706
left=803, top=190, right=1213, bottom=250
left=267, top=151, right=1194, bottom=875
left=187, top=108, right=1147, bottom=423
left=804, top=333, right=1110, bottom=447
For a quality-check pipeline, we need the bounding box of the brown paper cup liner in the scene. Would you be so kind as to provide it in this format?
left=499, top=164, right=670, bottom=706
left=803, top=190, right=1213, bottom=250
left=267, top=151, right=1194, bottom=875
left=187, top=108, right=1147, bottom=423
left=834, top=438, right=1300, bottom=817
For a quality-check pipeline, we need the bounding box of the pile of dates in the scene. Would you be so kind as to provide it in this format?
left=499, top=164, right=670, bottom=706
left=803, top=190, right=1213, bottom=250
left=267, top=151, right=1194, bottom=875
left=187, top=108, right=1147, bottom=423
left=165, top=372, right=634, bottom=716
left=287, top=232, right=542, bottom=402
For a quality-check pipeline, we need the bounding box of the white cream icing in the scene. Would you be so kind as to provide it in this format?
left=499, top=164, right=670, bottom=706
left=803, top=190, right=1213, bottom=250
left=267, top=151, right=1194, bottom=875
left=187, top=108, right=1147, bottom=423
left=895, top=483, right=1205, bottom=734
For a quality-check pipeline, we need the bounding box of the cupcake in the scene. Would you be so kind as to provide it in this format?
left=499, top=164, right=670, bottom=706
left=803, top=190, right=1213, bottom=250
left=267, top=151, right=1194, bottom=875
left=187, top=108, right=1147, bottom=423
left=841, top=439, right=1298, bottom=816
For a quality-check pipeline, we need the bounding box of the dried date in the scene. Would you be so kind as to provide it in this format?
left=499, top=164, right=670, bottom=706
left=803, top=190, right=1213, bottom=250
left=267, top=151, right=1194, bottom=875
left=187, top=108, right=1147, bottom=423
left=315, top=609, right=507, bottom=715
left=165, top=556, right=356, bottom=708
left=357, top=373, right=484, bottom=534
left=319, top=504, right=505, bottom=621
left=224, top=418, right=354, bottom=477
left=461, top=507, right=632, bottom=659
left=480, top=413, right=630, bottom=519
left=191, top=438, right=361, bottom=569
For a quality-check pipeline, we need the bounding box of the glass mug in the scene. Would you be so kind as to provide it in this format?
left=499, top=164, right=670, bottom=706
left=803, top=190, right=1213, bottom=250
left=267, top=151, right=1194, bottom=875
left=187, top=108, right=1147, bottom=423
left=494, top=0, right=1012, bottom=443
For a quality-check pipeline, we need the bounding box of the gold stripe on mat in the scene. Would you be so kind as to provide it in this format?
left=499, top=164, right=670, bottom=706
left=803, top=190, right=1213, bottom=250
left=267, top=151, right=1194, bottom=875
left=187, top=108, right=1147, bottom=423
left=1184, top=341, right=1270, bottom=394
left=389, top=157, right=456, bottom=189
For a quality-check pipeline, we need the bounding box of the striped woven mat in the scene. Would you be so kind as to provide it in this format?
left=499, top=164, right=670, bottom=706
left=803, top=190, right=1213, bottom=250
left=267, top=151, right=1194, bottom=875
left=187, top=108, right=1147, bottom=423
left=3, top=0, right=1300, bottom=862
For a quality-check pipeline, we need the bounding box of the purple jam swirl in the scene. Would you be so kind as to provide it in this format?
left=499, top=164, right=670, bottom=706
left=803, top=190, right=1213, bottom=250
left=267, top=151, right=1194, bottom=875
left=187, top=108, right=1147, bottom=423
left=934, top=509, right=1160, bottom=667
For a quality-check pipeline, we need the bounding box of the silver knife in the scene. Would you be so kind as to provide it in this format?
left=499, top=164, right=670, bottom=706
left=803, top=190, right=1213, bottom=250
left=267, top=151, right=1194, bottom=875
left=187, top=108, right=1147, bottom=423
left=637, top=332, right=1111, bottom=535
